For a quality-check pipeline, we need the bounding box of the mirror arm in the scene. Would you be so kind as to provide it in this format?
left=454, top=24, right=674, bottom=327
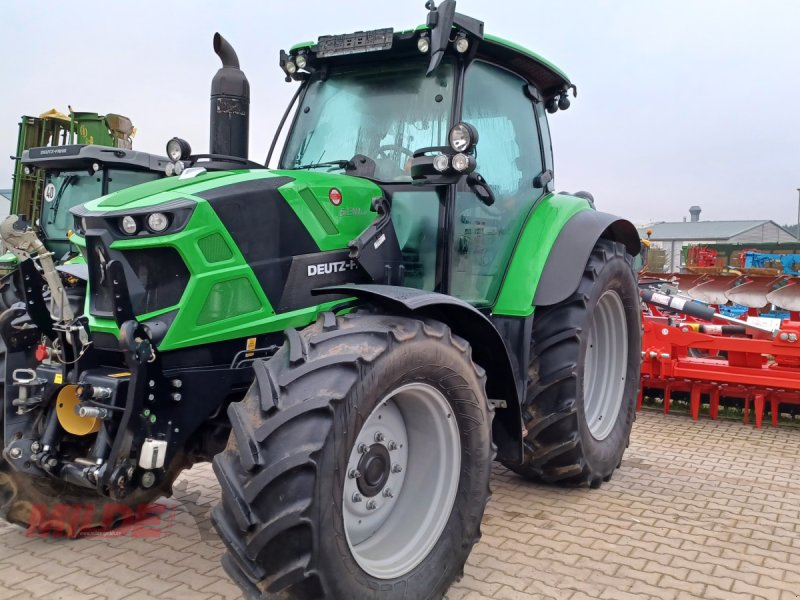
left=467, top=172, right=495, bottom=206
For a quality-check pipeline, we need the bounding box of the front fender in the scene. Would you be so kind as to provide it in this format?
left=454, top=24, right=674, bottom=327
left=315, top=284, right=523, bottom=463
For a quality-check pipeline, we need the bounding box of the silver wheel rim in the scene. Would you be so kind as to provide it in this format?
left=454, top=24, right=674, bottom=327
left=583, top=290, right=628, bottom=440
left=342, top=382, right=461, bottom=579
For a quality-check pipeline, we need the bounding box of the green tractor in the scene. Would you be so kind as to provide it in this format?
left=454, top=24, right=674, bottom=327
left=12, top=146, right=168, bottom=259
left=1, top=2, right=641, bottom=598
left=2, top=109, right=168, bottom=306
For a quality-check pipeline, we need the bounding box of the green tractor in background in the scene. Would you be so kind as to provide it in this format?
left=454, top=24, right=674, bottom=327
left=3, top=108, right=168, bottom=299
left=0, top=2, right=641, bottom=598
left=11, top=107, right=137, bottom=223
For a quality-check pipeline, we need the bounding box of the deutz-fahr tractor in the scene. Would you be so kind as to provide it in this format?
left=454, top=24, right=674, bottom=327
left=0, top=2, right=641, bottom=598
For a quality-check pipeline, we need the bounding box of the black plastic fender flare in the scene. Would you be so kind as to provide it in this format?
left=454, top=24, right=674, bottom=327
left=314, top=284, right=522, bottom=463
left=533, top=210, right=640, bottom=307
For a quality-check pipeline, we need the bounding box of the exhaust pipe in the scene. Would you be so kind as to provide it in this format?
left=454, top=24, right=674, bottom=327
left=210, top=33, right=249, bottom=159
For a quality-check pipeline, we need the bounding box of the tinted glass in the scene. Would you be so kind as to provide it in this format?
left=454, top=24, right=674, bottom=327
left=393, top=190, right=442, bottom=291
left=107, top=169, right=162, bottom=194
left=450, top=62, right=545, bottom=305
left=42, top=170, right=102, bottom=241
left=281, top=59, right=454, bottom=182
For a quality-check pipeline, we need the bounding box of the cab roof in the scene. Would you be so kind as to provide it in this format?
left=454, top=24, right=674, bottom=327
left=288, top=26, right=572, bottom=100
left=22, top=145, right=169, bottom=173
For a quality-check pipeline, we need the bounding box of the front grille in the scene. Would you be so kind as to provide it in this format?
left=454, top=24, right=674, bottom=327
left=125, top=247, right=189, bottom=315
left=87, top=237, right=114, bottom=315
left=89, top=244, right=189, bottom=317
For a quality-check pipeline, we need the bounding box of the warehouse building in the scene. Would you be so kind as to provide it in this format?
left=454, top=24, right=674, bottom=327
left=638, top=206, right=797, bottom=272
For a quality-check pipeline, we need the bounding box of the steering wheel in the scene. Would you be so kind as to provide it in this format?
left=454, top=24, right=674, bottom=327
left=375, top=144, right=415, bottom=161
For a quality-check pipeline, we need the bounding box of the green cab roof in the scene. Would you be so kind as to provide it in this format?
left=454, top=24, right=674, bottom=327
left=482, top=33, right=571, bottom=94
left=289, top=26, right=571, bottom=98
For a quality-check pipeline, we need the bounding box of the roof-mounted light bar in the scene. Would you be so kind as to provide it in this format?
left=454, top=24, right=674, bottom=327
left=316, top=28, right=393, bottom=58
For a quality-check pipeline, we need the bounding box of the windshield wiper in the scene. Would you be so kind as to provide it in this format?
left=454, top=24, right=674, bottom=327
left=48, top=175, right=77, bottom=223
left=293, top=159, right=350, bottom=170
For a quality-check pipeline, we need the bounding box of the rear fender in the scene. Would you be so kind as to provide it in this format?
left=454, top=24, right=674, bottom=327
left=314, top=284, right=522, bottom=463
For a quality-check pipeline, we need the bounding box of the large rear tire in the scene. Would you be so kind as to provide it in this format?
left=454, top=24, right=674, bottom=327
left=503, top=239, right=641, bottom=487
left=212, top=312, right=493, bottom=599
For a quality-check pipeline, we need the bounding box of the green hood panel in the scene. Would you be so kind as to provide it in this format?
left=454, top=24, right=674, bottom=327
left=84, top=170, right=294, bottom=212
left=80, top=168, right=384, bottom=350
left=87, top=171, right=234, bottom=210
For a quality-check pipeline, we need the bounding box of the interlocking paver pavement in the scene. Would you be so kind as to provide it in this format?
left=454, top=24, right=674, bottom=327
left=1, top=410, right=799, bottom=599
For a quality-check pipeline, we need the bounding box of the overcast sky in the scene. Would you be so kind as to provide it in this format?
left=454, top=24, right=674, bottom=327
left=2, top=1, right=799, bottom=226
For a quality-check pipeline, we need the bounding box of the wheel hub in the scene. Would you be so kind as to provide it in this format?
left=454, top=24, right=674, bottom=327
left=342, top=382, right=461, bottom=580
left=356, top=443, right=391, bottom=497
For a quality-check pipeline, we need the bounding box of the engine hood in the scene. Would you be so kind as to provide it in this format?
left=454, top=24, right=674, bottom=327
left=75, top=169, right=383, bottom=216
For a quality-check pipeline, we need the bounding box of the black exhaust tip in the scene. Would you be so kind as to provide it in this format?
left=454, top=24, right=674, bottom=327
left=210, top=32, right=250, bottom=160
left=213, top=33, right=240, bottom=69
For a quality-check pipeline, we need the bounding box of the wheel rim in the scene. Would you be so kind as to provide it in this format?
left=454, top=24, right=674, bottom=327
left=583, top=290, right=628, bottom=440
left=342, top=382, right=461, bottom=579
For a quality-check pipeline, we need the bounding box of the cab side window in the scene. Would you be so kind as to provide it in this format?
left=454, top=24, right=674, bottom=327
left=462, top=62, right=544, bottom=208
left=449, top=61, right=546, bottom=306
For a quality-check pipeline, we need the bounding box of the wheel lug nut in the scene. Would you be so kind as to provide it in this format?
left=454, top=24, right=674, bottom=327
left=387, top=441, right=397, bottom=451
left=352, top=492, right=362, bottom=503
left=357, top=443, right=369, bottom=454
left=374, top=432, right=385, bottom=443
left=392, top=464, right=402, bottom=473
left=366, top=499, right=377, bottom=510
left=348, top=469, right=361, bottom=479
left=9, top=447, right=22, bottom=459
left=382, top=488, right=393, bottom=498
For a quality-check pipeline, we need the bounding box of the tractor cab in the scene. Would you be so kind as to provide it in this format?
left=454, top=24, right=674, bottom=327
left=20, top=145, right=169, bottom=258
left=270, top=8, right=575, bottom=305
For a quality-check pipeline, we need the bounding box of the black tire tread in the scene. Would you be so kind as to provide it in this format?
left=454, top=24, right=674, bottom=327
left=212, top=312, right=491, bottom=599
left=502, top=239, right=637, bottom=487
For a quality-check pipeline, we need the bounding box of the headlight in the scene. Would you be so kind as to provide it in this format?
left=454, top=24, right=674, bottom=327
left=454, top=35, right=469, bottom=54
left=173, top=160, right=185, bottom=176
left=295, top=54, right=307, bottom=69
left=448, top=122, right=478, bottom=153
left=120, top=216, right=138, bottom=235
left=285, top=60, right=297, bottom=74
left=146, top=212, right=169, bottom=233
left=417, top=36, right=430, bottom=53
left=166, top=137, right=191, bottom=161
left=433, top=154, right=450, bottom=173
left=165, top=162, right=175, bottom=176
left=452, top=153, right=476, bottom=173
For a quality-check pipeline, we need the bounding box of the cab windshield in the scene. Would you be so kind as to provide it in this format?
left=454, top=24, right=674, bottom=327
left=42, top=168, right=161, bottom=255
left=281, top=58, right=454, bottom=182
left=42, top=170, right=102, bottom=242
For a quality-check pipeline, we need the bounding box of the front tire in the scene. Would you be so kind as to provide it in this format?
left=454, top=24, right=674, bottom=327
left=503, top=239, right=641, bottom=487
left=212, top=312, right=493, bottom=599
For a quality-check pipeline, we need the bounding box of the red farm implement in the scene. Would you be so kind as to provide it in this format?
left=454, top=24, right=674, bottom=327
left=639, top=289, right=800, bottom=428
left=641, top=244, right=800, bottom=320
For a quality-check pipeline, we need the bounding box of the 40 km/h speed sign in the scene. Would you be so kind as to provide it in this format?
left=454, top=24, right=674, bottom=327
left=43, top=182, right=56, bottom=202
